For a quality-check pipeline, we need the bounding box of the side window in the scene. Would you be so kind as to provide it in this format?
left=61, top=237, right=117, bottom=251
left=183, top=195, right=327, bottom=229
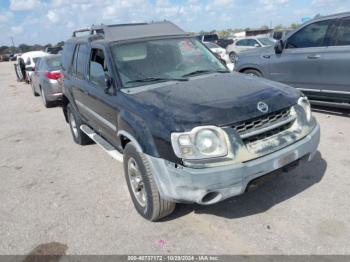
left=61, top=43, right=75, bottom=71
left=25, top=57, right=31, bottom=65
left=89, top=48, right=108, bottom=88
left=247, top=39, right=260, bottom=47
left=335, top=18, right=350, bottom=46
left=286, top=20, right=331, bottom=49
left=236, top=39, right=247, bottom=46
left=76, top=44, right=88, bottom=79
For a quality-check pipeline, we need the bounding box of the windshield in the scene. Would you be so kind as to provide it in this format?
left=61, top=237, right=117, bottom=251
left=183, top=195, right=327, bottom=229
left=111, top=38, right=227, bottom=88
left=258, top=37, right=275, bottom=46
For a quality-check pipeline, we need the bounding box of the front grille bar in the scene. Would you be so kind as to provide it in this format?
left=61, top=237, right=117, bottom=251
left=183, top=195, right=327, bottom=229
left=240, top=114, right=296, bottom=139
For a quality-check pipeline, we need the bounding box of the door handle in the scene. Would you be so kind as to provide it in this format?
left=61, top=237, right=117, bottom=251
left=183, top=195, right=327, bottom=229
left=83, top=90, right=90, bottom=96
left=307, top=54, right=321, bottom=59
left=262, top=55, right=271, bottom=59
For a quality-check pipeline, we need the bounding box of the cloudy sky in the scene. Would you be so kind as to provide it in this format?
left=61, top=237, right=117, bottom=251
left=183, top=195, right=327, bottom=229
left=0, top=0, right=349, bottom=46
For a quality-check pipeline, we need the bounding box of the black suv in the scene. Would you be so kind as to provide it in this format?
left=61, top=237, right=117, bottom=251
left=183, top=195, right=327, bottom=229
left=61, top=22, right=320, bottom=221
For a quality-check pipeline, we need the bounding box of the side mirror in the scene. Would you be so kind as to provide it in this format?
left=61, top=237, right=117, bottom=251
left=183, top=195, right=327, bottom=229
left=274, top=40, right=284, bottom=54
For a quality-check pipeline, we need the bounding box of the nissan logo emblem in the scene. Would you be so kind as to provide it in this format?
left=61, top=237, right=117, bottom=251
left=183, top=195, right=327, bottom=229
left=257, top=102, right=269, bottom=113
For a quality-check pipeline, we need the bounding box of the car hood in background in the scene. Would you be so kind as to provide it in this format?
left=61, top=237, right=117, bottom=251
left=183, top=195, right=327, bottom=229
left=125, top=73, right=300, bottom=131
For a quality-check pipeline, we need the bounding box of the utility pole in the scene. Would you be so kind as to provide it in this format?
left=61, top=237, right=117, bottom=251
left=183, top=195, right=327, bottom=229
left=10, top=37, right=15, bottom=54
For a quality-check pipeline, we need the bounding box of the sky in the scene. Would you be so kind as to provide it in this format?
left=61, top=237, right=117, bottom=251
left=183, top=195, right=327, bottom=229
left=0, top=0, right=350, bottom=46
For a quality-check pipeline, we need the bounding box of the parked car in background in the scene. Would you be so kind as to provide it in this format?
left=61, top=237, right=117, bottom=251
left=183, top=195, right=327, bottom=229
left=226, top=36, right=275, bottom=62
left=204, top=42, right=234, bottom=70
left=196, top=33, right=233, bottom=48
left=31, top=54, right=62, bottom=107
left=21, top=51, right=49, bottom=83
left=61, top=22, right=319, bottom=221
left=45, top=46, right=63, bottom=54
left=0, top=54, right=10, bottom=62
left=234, top=12, right=350, bottom=109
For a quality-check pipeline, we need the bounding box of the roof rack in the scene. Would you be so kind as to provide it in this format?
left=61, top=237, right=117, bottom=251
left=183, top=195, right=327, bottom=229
left=72, top=27, right=91, bottom=37
left=71, top=21, right=188, bottom=42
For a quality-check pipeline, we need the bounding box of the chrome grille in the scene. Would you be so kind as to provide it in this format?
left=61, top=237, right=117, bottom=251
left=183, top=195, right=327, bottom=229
left=232, top=107, right=295, bottom=143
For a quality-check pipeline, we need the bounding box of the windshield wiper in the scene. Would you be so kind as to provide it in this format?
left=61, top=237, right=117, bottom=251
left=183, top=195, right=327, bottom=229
left=126, top=77, right=188, bottom=84
left=182, top=69, right=230, bottom=77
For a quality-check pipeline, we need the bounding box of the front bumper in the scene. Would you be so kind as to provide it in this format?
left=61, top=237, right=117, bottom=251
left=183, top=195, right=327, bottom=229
left=146, top=123, right=320, bottom=205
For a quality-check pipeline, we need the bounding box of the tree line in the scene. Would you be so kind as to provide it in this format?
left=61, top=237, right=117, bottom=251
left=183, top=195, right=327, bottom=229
left=0, top=41, right=64, bottom=55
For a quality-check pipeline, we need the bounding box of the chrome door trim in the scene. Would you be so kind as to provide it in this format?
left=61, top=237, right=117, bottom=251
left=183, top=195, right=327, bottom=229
left=75, top=100, right=117, bottom=131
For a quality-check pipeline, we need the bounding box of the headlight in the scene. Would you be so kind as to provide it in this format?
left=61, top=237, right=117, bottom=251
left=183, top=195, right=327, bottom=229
left=298, top=96, right=311, bottom=122
left=171, top=126, right=228, bottom=160
left=234, top=55, right=239, bottom=63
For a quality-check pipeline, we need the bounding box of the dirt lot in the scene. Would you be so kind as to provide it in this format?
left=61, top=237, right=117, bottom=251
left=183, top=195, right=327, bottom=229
left=0, top=61, right=349, bottom=255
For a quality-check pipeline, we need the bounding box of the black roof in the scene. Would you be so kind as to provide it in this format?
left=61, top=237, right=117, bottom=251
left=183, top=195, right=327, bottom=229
left=67, top=21, right=189, bottom=43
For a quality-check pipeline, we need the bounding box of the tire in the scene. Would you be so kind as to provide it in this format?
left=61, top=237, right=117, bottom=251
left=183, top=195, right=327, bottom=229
left=243, top=69, right=262, bottom=77
left=229, top=52, right=237, bottom=63
left=31, top=82, right=39, bottom=96
left=40, top=87, right=54, bottom=108
left=123, top=143, right=175, bottom=221
left=67, top=103, right=91, bottom=145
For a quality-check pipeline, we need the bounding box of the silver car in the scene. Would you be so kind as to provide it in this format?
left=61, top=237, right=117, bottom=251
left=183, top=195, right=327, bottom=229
left=226, top=36, right=275, bottom=62
left=31, top=55, right=62, bottom=107
left=234, top=12, right=350, bottom=108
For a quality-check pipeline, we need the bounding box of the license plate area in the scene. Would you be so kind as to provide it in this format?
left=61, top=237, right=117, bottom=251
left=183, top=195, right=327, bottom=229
left=275, top=151, right=297, bottom=169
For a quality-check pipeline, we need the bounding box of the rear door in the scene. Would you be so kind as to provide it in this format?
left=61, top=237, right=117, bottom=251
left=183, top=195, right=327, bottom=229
left=268, top=19, right=335, bottom=93
left=319, top=16, right=350, bottom=101
left=69, top=43, right=92, bottom=124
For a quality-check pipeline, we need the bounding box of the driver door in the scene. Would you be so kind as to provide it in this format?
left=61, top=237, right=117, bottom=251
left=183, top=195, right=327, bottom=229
left=268, top=19, right=335, bottom=92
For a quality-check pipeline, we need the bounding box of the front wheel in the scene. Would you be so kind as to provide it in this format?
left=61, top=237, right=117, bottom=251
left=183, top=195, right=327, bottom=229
left=123, top=143, right=175, bottom=221
left=243, top=69, right=262, bottom=77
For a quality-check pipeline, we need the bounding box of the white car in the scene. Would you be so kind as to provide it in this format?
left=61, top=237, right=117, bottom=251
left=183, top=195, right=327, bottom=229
left=19, top=51, right=49, bottom=82
left=226, top=37, right=275, bottom=62
left=204, top=42, right=234, bottom=71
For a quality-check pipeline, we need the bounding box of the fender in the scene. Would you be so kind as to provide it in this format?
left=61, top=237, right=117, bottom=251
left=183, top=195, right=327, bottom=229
left=117, top=110, right=160, bottom=158
left=61, top=89, right=84, bottom=124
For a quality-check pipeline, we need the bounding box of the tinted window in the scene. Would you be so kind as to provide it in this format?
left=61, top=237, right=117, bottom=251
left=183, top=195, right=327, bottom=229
left=236, top=39, right=248, bottom=46
left=76, top=44, right=88, bottom=79
left=61, top=43, right=75, bottom=71
left=335, top=19, right=350, bottom=46
left=286, top=20, right=331, bottom=48
left=89, top=48, right=107, bottom=88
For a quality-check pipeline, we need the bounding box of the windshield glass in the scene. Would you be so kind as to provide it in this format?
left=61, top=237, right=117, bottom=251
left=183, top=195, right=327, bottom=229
left=111, top=38, right=227, bottom=88
left=258, top=37, right=275, bottom=46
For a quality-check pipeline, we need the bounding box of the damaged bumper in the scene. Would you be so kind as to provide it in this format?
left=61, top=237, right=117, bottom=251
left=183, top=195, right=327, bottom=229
left=146, top=122, right=320, bottom=205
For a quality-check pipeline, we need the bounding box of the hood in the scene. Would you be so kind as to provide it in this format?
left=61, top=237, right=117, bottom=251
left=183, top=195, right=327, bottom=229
left=125, top=73, right=301, bottom=131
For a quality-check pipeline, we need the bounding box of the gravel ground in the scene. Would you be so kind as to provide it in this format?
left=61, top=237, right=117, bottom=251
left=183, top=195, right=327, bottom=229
left=0, top=61, right=349, bottom=255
